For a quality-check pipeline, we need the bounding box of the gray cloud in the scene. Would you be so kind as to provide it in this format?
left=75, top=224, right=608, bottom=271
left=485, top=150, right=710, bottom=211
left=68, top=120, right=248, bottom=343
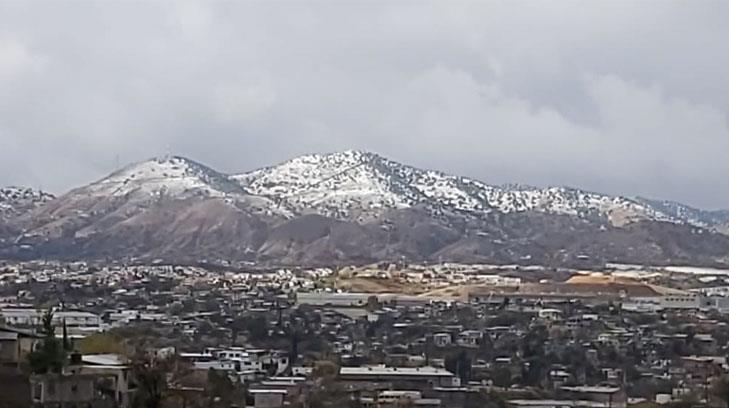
left=1, top=1, right=728, bottom=209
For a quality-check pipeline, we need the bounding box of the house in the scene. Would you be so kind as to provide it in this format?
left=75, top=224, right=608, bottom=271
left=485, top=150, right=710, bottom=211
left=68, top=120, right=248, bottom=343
left=508, top=399, right=602, bottom=408
left=538, top=309, right=563, bottom=321
left=339, top=366, right=459, bottom=389
left=680, top=356, right=725, bottom=380
left=181, top=347, right=289, bottom=381
left=700, top=296, right=729, bottom=312
left=250, top=377, right=306, bottom=407
left=0, top=309, right=101, bottom=330
left=296, top=292, right=373, bottom=307
left=249, top=389, right=286, bottom=408
left=601, top=368, right=623, bottom=383
left=548, top=369, right=571, bottom=389
left=74, top=353, right=135, bottom=407
left=656, top=294, right=701, bottom=310
left=509, top=386, right=627, bottom=408
left=559, top=386, right=627, bottom=408
left=373, top=390, right=441, bottom=407
left=0, top=324, right=42, bottom=366
left=433, top=333, right=452, bottom=348
left=29, top=353, right=136, bottom=407
left=457, top=330, right=482, bottom=347
left=30, top=372, right=98, bottom=406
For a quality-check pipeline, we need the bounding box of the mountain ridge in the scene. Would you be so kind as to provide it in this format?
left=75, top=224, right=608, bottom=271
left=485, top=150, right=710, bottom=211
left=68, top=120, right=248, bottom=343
left=232, top=150, right=721, bottom=229
left=2, top=150, right=729, bottom=267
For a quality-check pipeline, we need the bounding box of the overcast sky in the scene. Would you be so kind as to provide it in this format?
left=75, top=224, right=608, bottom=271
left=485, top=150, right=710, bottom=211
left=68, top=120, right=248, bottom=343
left=1, top=1, right=729, bottom=209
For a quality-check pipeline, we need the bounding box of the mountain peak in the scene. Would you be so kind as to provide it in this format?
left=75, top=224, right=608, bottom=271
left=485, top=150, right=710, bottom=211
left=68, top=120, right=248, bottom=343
left=10, top=150, right=727, bottom=231
left=86, top=155, right=242, bottom=199
left=4, top=151, right=729, bottom=266
left=233, top=150, right=692, bottom=226
left=337, top=149, right=383, bottom=161
left=114, top=155, right=216, bottom=175
left=282, top=149, right=383, bottom=167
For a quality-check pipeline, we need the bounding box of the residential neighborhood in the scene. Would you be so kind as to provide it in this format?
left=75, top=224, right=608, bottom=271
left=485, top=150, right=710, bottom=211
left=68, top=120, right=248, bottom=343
left=3, top=260, right=729, bottom=407
left=2, top=1, right=729, bottom=407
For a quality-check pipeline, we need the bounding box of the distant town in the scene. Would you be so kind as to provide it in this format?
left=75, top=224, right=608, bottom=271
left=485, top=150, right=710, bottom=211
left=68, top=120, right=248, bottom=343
left=4, top=0, right=729, bottom=406
left=3, top=260, right=729, bottom=407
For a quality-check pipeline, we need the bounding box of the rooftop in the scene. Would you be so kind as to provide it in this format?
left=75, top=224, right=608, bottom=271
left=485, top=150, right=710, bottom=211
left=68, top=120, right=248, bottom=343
left=82, top=354, right=128, bottom=366
left=561, top=386, right=621, bottom=394
left=340, top=366, right=454, bottom=377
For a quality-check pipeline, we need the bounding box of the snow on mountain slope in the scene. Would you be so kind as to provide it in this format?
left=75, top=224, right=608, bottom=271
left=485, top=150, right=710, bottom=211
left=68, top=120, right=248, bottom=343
left=0, top=187, right=54, bottom=217
left=4, top=151, right=721, bottom=242
left=234, top=151, right=416, bottom=220
left=16, top=156, right=288, bottom=241
left=87, top=156, right=244, bottom=199
left=76, top=156, right=288, bottom=217
left=234, top=150, right=679, bottom=226
left=636, top=197, right=729, bottom=232
left=4, top=151, right=729, bottom=265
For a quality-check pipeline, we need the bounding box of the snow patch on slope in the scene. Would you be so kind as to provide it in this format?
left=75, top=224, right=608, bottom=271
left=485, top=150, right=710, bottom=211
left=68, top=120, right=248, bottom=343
left=0, top=187, right=54, bottom=216
left=234, top=150, right=683, bottom=226
left=88, top=156, right=238, bottom=199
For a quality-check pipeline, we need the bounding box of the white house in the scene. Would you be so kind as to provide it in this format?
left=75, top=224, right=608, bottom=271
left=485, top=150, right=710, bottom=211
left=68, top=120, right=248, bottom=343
left=0, top=308, right=101, bottom=329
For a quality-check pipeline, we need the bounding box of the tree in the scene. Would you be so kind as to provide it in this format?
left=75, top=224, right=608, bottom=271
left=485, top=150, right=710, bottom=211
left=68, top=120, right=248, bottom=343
left=520, top=325, right=548, bottom=386
left=445, top=350, right=472, bottom=384
left=312, top=360, right=338, bottom=379
left=62, top=318, right=72, bottom=352
left=27, top=309, right=67, bottom=374
left=79, top=332, right=127, bottom=355
left=308, top=361, right=358, bottom=408
left=40, top=309, right=55, bottom=337
left=247, top=316, right=269, bottom=341
left=712, top=376, right=729, bottom=408
left=205, top=369, right=235, bottom=408
left=288, top=325, right=301, bottom=368
left=232, top=315, right=269, bottom=343
left=365, top=295, right=380, bottom=312
left=307, top=382, right=358, bottom=408
left=132, top=359, right=166, bottom=408
left=491, top=367, right=513, bottom=388
left=456, top=307, right=477, bottom=325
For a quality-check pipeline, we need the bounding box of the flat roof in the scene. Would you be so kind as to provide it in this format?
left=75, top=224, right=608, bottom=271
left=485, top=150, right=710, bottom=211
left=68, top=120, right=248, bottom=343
left=340, top=366, right=454, bottom=377
left=561, top=386, right=621, bottom=393
left=380, top=391, right=421, bottom=397
left=0, top=309, right=99, bottom=318
left=509, top=400, right=608, bottom=407
left=414, top=399, right=442, bottom=406
left=82, top=354, right=127, bottom=366
left=0, top=331, right=18, bottom=340
left=249, top=389, right=288, bottom=394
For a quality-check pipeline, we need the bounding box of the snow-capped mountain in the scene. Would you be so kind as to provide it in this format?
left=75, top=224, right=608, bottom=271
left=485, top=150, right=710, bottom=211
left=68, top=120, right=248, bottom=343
left=87, top=155, right=246, bottom=199
left=235, top=150, right=679, bottom=227
left=11, top=156, right=285, bottom=243
left=635, top=197, right=729, bottom=233
left=2, top=150, right=729, bottom=266
left=0, top=187, right=54, bottom=218
left=234, top=150, right=423, bottom=221
left=55, top=155, right=286, bottom=218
